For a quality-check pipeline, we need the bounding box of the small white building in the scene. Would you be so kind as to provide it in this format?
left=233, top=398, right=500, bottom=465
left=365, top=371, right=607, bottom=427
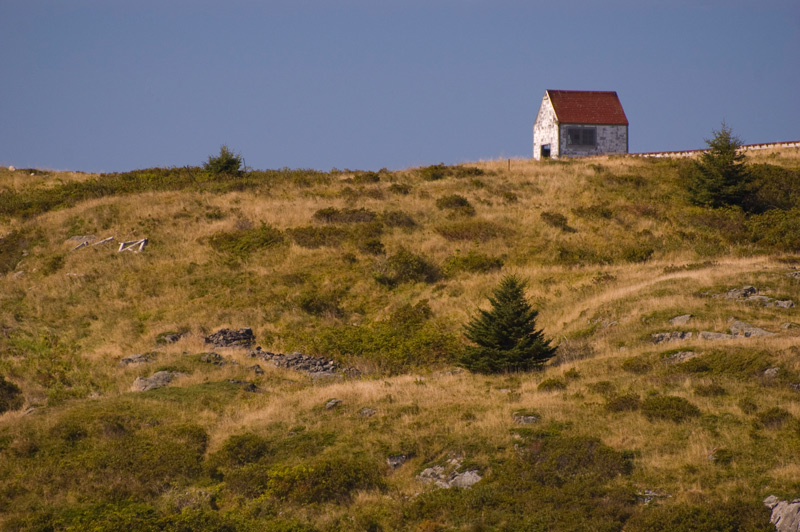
left=533, top=90, right=628, bottom=160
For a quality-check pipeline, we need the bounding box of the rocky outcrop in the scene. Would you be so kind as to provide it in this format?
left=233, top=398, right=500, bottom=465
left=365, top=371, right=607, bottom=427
left=715, top=286, right=794, bottom=308
left=132, top=371, right=182, bottom=392
left=663, top=351, right=699, bottom=364
left=416, top=458, right=482, bottom=489
left=669, top=314, right=693, bottom=326
left=652, top=331, right=692, bottom=344
left=249, top=348, right=360, bottom=377
left=728, top=319, right=775, bottom=337
left=764, top=495, right=800, bottom=532
left=118, top=352, right=157, bottom=367
left=204, top=328, right=255, bottom=348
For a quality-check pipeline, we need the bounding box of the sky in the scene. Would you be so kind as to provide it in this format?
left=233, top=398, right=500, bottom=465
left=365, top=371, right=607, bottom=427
left=1, top=0, right=798, bottom=173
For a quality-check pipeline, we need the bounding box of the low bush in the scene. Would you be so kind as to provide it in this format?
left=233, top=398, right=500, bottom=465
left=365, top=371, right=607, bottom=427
left=381, top=209, right=416, bottom=228
left=443, top=250, right=503, bottom=275
left=417, top=164, right=484, bottom=181
left=641, top=395, right=701, bottom=423
left=605, top=393, right=641, bottom=412
left=538, top=378, right=567, bottom=392
left=388, top=183, right=411, bottom=195
left=625, top=500, right=773, bottom=532
left=312, top=207, right=377, bottom=224
left=0, top=230, right=29, bottom=274
left=352, top=171, right=381, bottom=184
left=694, top=383, right=727, bottom=397
left=0, top=375, right=24, bottom=413
left=287, top=226, right=348, bottom=248
left=209, top=224, right=285, bottom=259
left=540, top=211, right=576, bottom=232
left=435, top=219, right=507, bottom=242
left=374, top=247, right=440, bottom=286
left=621, top=356, right=653, bottom=374
left=435, top=194, right=475, bottom=216
left=757, top=407, right=792, bottom=429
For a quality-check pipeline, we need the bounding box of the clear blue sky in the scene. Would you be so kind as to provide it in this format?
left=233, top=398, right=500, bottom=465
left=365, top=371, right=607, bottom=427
left=1, top=0, right=798, bottom=173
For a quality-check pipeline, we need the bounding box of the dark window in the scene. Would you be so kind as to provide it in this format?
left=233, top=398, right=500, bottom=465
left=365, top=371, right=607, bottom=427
left=567, top=126, right=597, bottom=147
left=541, top=144, right=551, bottom=158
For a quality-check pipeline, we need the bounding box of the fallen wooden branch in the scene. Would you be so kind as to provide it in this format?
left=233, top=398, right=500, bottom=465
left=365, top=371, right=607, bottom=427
left=118, top=239, right=148, bottom=253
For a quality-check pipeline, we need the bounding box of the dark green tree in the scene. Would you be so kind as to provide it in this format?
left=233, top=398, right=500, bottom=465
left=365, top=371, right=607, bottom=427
left=687, top=123, right=750, bottom=208
left=204, top=145, right=243, bottom=176
left=460, top=275, right=556, bottom=373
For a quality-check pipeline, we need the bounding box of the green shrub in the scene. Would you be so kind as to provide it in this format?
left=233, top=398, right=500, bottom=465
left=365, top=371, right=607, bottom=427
left=540, top=211, right=576, bottom=232
left=587, top=380, right=615, bottom=396
left=621, top=356, right=652, bottom=374
left=746, top=207, right=800, bottom=251
left=605, top=393, right=641, bottom=412
left=352, top=171, right=381, bottom=184
left=417, top=164, right=484, bottom=181
left=0, top=230, right=29, bottom=275
left=263, top=455, right=384, bottom=503
left=0, top=375, right=23, bottom=413
left=641, top=395, right=701, bottom=422
left=374, top=247, right=440, bottom=286
left=208, top=223, right=284, bottom=259
left=381, top=210, right=416, bottom=228
left=435, top=219, right=507, bottom=242
left=312, top=207, right=377, bottom=224
left=388, top=183, right=411, bottom=195
left=204, top=145, right=243, bottom=176
left=757, top=407, right=792, bottom=429
left=212, top=432, right=272, bottom=469
left=537, top=378, right=567, bottom=392
left=738, top=397, right=758, bottom=414
left=694, top=383, right=727, bottom=397
left=625, top=500, right=773, bottom=532
left=296, top=289, right=344, bottom=318
left=744, top=164, right=800, bottom=213
left=287, top=226, right=348, bottom=248
left=443, top=250, right=503, bottom=275
left=461, top=275, right=556, bottom=374
left=435, top=194, right=475, bottom=216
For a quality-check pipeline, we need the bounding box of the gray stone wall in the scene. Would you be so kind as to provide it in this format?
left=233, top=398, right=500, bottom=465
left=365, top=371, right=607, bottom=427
left=558, top=124, right=627, bottom=158
left=533, top=95, right=559, bottom=160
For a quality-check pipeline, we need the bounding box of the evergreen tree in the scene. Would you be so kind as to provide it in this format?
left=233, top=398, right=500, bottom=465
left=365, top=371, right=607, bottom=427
left=688, top=123, right=750, bottom=208
left=204, top=145, right=243, bottom=176
left=460, top=275, right=556, bottom=374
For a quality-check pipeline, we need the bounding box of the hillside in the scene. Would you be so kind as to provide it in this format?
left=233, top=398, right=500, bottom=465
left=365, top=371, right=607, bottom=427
left=1, top=148, right=800, bottom=531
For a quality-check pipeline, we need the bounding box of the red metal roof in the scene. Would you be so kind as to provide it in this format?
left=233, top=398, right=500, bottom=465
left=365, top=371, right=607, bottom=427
left=546, top=90, right=628, bottom=126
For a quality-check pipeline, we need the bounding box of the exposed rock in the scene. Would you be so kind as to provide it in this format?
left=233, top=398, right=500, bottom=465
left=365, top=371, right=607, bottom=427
left=249, top=348, right=360, bottom=378
left=663, top=351, right=699, bottom=364
left=790, top=383, right=800, bottom=393
left=699, top=331, right=735, bottom=340
left=781, top=322, right=799, bottom=329
left=512, top=412, right=540, bottom=424
left=729, top=320, right=775, bottom=338
left=725, top=286, right=757, bottom=299
left=386, top=454, right=408, bottom=469
left=325, top=398, right=342, bottom=409
left=669, top=314, right=693, bottom=326
left=764, top=367, right=781, bottom=379
left=228, top=379, right=258, bottom=392
left=652, top=331, right=693, bottom=344
left=788, top=271, right=800, bottom=280
left=764, top=495, right=800, bottom=532
left=132, top=371, right=181, bottom=392
left=156, top=331, right=186, bottom=345
left=416, top=464, right=482, bottom=489
left=118, top=352, right=157, bottom=367
left=359, top=407, right=377, bottom=417
left=199, top=352, right=225, bottom=365
left=248, top=364, right=264, bottom=375
left=775, top=300, right=796, bottom=309
left=204, top=328, right=255, bottom=348
left=637, top=489, right=669, bottom=505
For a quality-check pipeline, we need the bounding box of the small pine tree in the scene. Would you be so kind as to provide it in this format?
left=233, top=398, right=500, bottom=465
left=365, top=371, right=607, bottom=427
left=460, top=275, right=556, bottom=373
left=688, top=123, right=750, bottom=208
left=204, top=145, right=243, bottom=176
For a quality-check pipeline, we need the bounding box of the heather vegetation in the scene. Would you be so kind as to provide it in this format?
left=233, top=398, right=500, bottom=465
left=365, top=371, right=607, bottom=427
left=1, top=145, right=800, bottom=530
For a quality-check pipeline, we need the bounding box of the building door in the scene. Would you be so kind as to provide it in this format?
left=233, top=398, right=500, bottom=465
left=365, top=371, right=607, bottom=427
left=540, top=144, right=551, bottom=158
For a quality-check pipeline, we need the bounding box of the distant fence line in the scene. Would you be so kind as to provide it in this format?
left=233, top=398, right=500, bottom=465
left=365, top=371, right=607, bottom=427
left=631, top=140, right=800, bottom=159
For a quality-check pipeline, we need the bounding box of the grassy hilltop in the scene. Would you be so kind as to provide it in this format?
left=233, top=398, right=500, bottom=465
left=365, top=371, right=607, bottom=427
left=1, top=148, right=800, bottom=530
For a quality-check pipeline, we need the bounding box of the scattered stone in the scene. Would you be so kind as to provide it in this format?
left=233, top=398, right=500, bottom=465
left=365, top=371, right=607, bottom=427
left=118, top=352, right=157, bottom=367
left=775, top=300, right=796, bottom=309
left=325, top=398, right=342, bottom=409
left=204, top=328, right=255, bottom=348
left=699, top=331, right=735, bottom=340
left=637, top=489, right=668, bottom=505
left=663, top=351, right=699, bottom=364
left=416, top=464, right=482, bottom=489
left=764, top=495, right=800, bottom=532
left=729, top=319, right=775, bottom=338
left=725, top=286, right=757, bottom=299
left=788, top=271, right=800, bottom=281
left=781, top=322, right=799, bottom=329
left=764, top=367, right=781, bottom=379
left=199, top=352, right=225, bottom=365
left=652, top=331, right=693, bottom=344
left=248, top=364, right=264, bottom=375
left=790, top=383, right=800, bottom=393
left=359, top=407, right=377, bottom=417
left=228, top=379, right=258, bottom=392
left=669, top=314, right=693, bottom=326
left=386, top=454, right=408, bottom=469
left=512, top=412, right=540, bottom=424
left=249, top=348, right=360, bottom=378
left=132, top=371, right=181, bottom=392
left=156, top=331, right=186, bottom=345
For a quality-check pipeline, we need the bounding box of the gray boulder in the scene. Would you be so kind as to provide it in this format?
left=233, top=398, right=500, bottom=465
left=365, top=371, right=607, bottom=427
left=204, top=328, right=255, bottom=348
left=132, top=371, right=180, bottom=392
left=726, top=286, right=757, bottom=299
left=386, top=454, right=408, bottom=469
left=663, top=351, right=699, bottom=364
left=764, top=495, right=800, bottom=532
left=652, top=331, right=693, bottom=344
left=669, top=314, right=693, bottom=326
left=118, top=352, right=157, bottom=367
left=729, top=320, right=774, bottom=338
left=699, top=331, right=736, bottom=340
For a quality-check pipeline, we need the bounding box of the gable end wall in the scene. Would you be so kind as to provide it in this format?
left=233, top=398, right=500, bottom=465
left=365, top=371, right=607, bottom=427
left=533, top=95, right=559, bottom=160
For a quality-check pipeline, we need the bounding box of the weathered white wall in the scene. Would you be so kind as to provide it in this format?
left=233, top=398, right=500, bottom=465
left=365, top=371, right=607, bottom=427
left=558, top=124, right=628, bottom=158
left=533, top=95, right=559, bottom=160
